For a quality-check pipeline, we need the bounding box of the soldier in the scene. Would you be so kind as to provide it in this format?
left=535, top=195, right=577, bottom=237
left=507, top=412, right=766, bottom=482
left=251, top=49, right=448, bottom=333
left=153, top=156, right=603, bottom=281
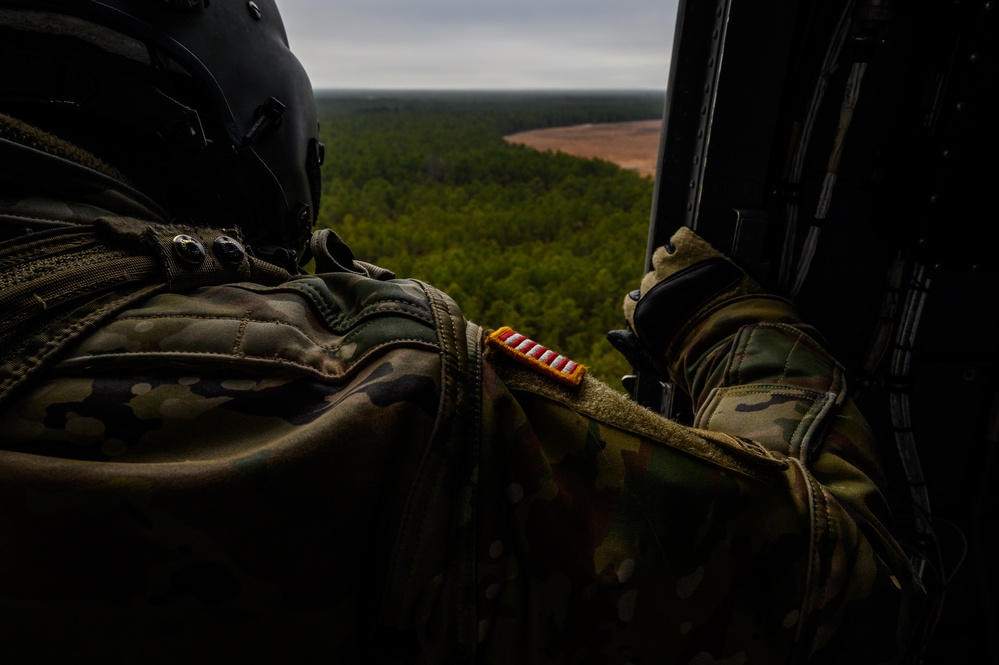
left=0, top=1, right=923, bottom=663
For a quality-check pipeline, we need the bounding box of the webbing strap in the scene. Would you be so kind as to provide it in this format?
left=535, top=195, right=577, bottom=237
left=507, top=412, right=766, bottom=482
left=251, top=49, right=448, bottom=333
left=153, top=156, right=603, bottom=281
left=0, top=217, right=291, bottom=407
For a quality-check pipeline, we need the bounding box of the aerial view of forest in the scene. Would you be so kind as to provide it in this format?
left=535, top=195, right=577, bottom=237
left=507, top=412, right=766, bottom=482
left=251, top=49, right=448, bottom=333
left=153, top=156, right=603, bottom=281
left=315, top=90, right=665, bottom=385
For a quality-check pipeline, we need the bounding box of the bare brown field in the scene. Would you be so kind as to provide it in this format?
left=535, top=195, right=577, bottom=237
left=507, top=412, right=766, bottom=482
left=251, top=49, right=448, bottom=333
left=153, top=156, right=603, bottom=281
left=504, top=119, right=661, bottom=178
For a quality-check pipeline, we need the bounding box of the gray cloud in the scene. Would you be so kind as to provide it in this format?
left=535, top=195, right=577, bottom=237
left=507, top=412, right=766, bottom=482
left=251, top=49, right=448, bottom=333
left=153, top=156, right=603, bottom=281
left=277, top=0, right=677, bottom=89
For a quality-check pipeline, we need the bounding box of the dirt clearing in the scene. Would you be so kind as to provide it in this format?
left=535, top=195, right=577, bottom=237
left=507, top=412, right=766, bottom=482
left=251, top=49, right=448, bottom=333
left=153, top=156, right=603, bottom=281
left=504, top=119, right=661, bottom=178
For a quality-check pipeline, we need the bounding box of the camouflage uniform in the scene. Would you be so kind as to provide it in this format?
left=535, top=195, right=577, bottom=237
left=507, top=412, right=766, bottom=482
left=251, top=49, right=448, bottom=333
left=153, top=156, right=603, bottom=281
left=0, top=119, right=923, bottom=663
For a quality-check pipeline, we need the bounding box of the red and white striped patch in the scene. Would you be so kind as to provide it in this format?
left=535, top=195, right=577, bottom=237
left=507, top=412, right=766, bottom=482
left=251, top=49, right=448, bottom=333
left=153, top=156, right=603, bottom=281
left=485, top=326, right=586, bottom=387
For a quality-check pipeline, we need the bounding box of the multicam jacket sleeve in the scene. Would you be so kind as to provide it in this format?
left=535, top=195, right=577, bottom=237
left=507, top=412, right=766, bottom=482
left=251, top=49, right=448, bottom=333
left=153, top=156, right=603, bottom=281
left=465, top=295, right=925, bottom=664
left=0, top=241, right=922, bottom=663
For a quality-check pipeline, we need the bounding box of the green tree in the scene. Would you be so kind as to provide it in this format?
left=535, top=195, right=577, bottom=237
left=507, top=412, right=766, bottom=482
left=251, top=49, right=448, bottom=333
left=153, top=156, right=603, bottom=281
left=314, top=90, right=662, bottom=386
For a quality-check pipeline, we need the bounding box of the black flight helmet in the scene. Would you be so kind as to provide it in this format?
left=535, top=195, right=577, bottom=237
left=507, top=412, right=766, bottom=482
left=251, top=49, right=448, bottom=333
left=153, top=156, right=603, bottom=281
left=0, top=0, right=323, bottom=265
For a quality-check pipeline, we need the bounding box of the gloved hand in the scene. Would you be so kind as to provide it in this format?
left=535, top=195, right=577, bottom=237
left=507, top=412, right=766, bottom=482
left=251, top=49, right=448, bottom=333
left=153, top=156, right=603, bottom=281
left=607, top=227, right=762, bottom=377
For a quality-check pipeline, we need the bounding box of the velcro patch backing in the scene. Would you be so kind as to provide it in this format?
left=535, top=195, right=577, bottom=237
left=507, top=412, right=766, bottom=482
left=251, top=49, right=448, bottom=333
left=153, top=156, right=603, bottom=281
left=485, top=326, right=586, bottom=387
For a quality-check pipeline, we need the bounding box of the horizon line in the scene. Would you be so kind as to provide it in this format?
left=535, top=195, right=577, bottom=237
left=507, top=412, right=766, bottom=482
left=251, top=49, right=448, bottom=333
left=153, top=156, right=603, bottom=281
left=314, top=86, right=666, bottom=93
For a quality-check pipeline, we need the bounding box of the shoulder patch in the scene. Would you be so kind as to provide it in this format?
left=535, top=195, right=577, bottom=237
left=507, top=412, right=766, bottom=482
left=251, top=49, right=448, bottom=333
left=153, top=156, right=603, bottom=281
left=485, top=326, right=587, bottom=387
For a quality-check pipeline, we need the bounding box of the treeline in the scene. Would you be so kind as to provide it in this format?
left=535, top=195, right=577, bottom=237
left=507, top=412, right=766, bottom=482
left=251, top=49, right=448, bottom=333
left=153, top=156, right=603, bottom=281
left=315, top=90, right=664, bottom=385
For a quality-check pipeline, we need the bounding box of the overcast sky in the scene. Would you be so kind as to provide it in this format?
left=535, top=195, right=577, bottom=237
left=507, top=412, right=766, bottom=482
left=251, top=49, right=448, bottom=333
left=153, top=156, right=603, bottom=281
left=277, top=0, right=678, bottom=90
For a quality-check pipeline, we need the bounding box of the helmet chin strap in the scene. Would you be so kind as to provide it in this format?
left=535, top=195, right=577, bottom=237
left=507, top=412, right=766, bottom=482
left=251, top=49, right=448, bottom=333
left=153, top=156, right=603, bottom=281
left=0, top=111, right=127, bottom=182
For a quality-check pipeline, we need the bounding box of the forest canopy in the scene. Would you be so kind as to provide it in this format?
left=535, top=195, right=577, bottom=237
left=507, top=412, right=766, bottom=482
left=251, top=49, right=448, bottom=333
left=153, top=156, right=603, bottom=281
left=315, top=90, right=665, bottom=386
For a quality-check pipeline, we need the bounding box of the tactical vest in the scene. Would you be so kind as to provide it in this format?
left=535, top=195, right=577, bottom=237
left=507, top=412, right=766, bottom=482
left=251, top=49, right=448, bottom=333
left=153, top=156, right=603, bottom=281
left=0, top=217, right=392, bottom=409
